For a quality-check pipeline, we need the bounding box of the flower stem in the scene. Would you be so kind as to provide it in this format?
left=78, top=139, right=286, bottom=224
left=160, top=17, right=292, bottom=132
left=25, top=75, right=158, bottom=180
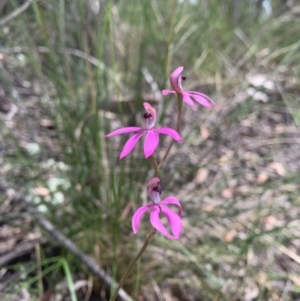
left=150, top=155, right=159, bottom=177
left=158, top=94, right=183, bottom=169
left=176, top=94, right=183, bottom=132
left=109, top=229, right=157, bottom=301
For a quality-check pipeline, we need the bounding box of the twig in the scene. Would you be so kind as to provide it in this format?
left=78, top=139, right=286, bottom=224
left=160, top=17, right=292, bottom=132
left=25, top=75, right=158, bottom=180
left=0, top=0, right=34, bottom=27
left=0, top=177, right=133, bottom=301
left=0, top=238, right=47, bottom=267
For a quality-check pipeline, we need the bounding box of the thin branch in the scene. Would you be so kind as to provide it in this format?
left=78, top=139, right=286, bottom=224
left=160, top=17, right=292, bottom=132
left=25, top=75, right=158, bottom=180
left=0, top=238, right=47, bottom=267
left=0, top=177, right=133, bottom=301
left=0, top=0, right=34, bottom=27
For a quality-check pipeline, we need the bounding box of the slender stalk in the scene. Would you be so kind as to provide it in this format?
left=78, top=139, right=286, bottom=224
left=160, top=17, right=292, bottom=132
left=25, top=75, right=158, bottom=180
left=158, top=141, right=174, bottom=170
left=150, top=155, right=159, bottom=177
left=176, top=94, right=183, bottom=132
left=109, top=229, right=157, bottom=301
left=158, top=94, right=183, bottom=169
left=110, top=94, right=182, bottom=300
left=35, top=243, right=43, bottom=300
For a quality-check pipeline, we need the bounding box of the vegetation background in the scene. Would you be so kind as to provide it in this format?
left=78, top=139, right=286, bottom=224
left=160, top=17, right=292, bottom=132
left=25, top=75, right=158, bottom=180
left=0, top=0, right=300, bottom=300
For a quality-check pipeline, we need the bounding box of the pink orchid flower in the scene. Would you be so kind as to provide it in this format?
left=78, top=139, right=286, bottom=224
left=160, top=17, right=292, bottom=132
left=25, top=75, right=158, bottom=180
left=106, top=102, right=182, bottom=159
left=132, top=178, right=182, bottom=240
left=162, top=66, right=216, bottom=108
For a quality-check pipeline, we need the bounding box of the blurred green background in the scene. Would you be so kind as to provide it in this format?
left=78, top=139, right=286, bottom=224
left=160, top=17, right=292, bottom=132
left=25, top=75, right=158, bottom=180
left=0, top=0, right=300, bottom=300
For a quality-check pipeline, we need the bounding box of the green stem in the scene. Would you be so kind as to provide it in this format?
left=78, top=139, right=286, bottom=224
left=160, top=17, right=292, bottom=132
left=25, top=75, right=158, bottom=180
left=109, top=229, right=157, bottom=301
left=158, top=94, right=183, bottom=169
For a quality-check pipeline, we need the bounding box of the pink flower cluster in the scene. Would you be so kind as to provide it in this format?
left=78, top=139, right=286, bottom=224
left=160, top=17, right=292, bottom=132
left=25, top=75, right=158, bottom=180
left=106, top=66, right=216, bottom=240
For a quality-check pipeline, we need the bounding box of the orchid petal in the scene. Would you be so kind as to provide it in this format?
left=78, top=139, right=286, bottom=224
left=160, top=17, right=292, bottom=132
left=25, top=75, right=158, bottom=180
left=161, top=197, right=182, bottom=216
left=150, top=206, right=178, bottom=240
left=106, top=127, right=141, bottom=137
left=154, top=128, right=182, bottom=142
left=182, top=93, right=195, bottom=107
left=185, top=91, right=216, bottom=108
left=143, top=102, right=156, bottom=116
left=162, top=90, right=176, bottom=96
left=143, top=102, right=157, bottom=129
left=147, top=178, right=161, bottom=204
left=144, top=130, right=159, bottom=158
left=120, top=132, right=144, bottom=159
left=170, top=66, right=184, bottom=93
left=160, top=205, right=182, bottom=238
left=132, top=205, right=152, bottom=234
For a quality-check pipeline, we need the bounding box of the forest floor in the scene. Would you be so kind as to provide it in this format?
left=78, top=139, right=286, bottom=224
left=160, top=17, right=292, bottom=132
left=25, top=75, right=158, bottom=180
left=1, top=50, right=300, bottom=301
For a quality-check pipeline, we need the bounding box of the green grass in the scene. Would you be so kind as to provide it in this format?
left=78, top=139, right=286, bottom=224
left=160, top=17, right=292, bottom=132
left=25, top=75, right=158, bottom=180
left=1, top=0, right=300, bottom=300
left=1, top=257, right=81, bottom=301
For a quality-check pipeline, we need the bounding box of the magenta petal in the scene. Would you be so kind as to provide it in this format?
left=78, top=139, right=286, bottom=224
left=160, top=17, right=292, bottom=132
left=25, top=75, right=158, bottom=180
left=171, top=66, right=184, bottom=79
left=161, top=197, right=182, bottom=216
left=106, top=127, right=141, bottom=137
left=132, top=205, right=152, bottom=234
left=162, top=90, right=176, bottom=96
left=160, top=205, right=182, bottom=239
left=182, top=93, right=195, bottom=107
left=144, top=130, right=159, bottom=158
left=170, top=66, right=184, bottom=93
left=120, top=132, right=144, bottom=159
left=185, top=91, right=216, bottom=108
left=150, top=206, right=178, bottom=240
left=154, top=128, right=182, bottom=142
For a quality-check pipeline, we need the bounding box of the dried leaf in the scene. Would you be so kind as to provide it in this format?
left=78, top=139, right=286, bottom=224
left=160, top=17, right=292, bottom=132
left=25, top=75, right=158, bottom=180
left=222, top=188, right=233, bottom=199
left=0, top=238, right=16, bottom=254
left=246, top=87, right=269, bottom=102
left=236, top=185, right=250, bottom=194
left=280, top=184, right=297, bottom=192
left=195, top=168, right=209, bottom=184
left=261, top=216, right=278, bottom=231
left=220, top=154, right=230, bottom=164
left=40, top=119, right=54, bottom=127
left=246, top=73, right=275, bottom=90
left=257, top=172, right=269, bottom=184
left=244, top=280, right=259, bottom=301
left=33, top=187, right=50, bottom=196
left=200, top=126, right=210, bottom=139
left=289, top=274, right=300, bottom=286
left=268, top=162, right=286, bottom=176
left=224, top=229, right=237, bottom=242
left=257, top=271, right=267, bottom=285
left=0, top=225, right=22, bottom=238
left=202, top=204, right=215, bottom=212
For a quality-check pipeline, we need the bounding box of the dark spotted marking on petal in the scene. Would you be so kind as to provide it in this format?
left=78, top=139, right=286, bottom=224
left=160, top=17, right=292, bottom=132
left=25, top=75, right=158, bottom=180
left=144, top=112, right=152, bottom=119
left=153, top=183, right=162, bottom=194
